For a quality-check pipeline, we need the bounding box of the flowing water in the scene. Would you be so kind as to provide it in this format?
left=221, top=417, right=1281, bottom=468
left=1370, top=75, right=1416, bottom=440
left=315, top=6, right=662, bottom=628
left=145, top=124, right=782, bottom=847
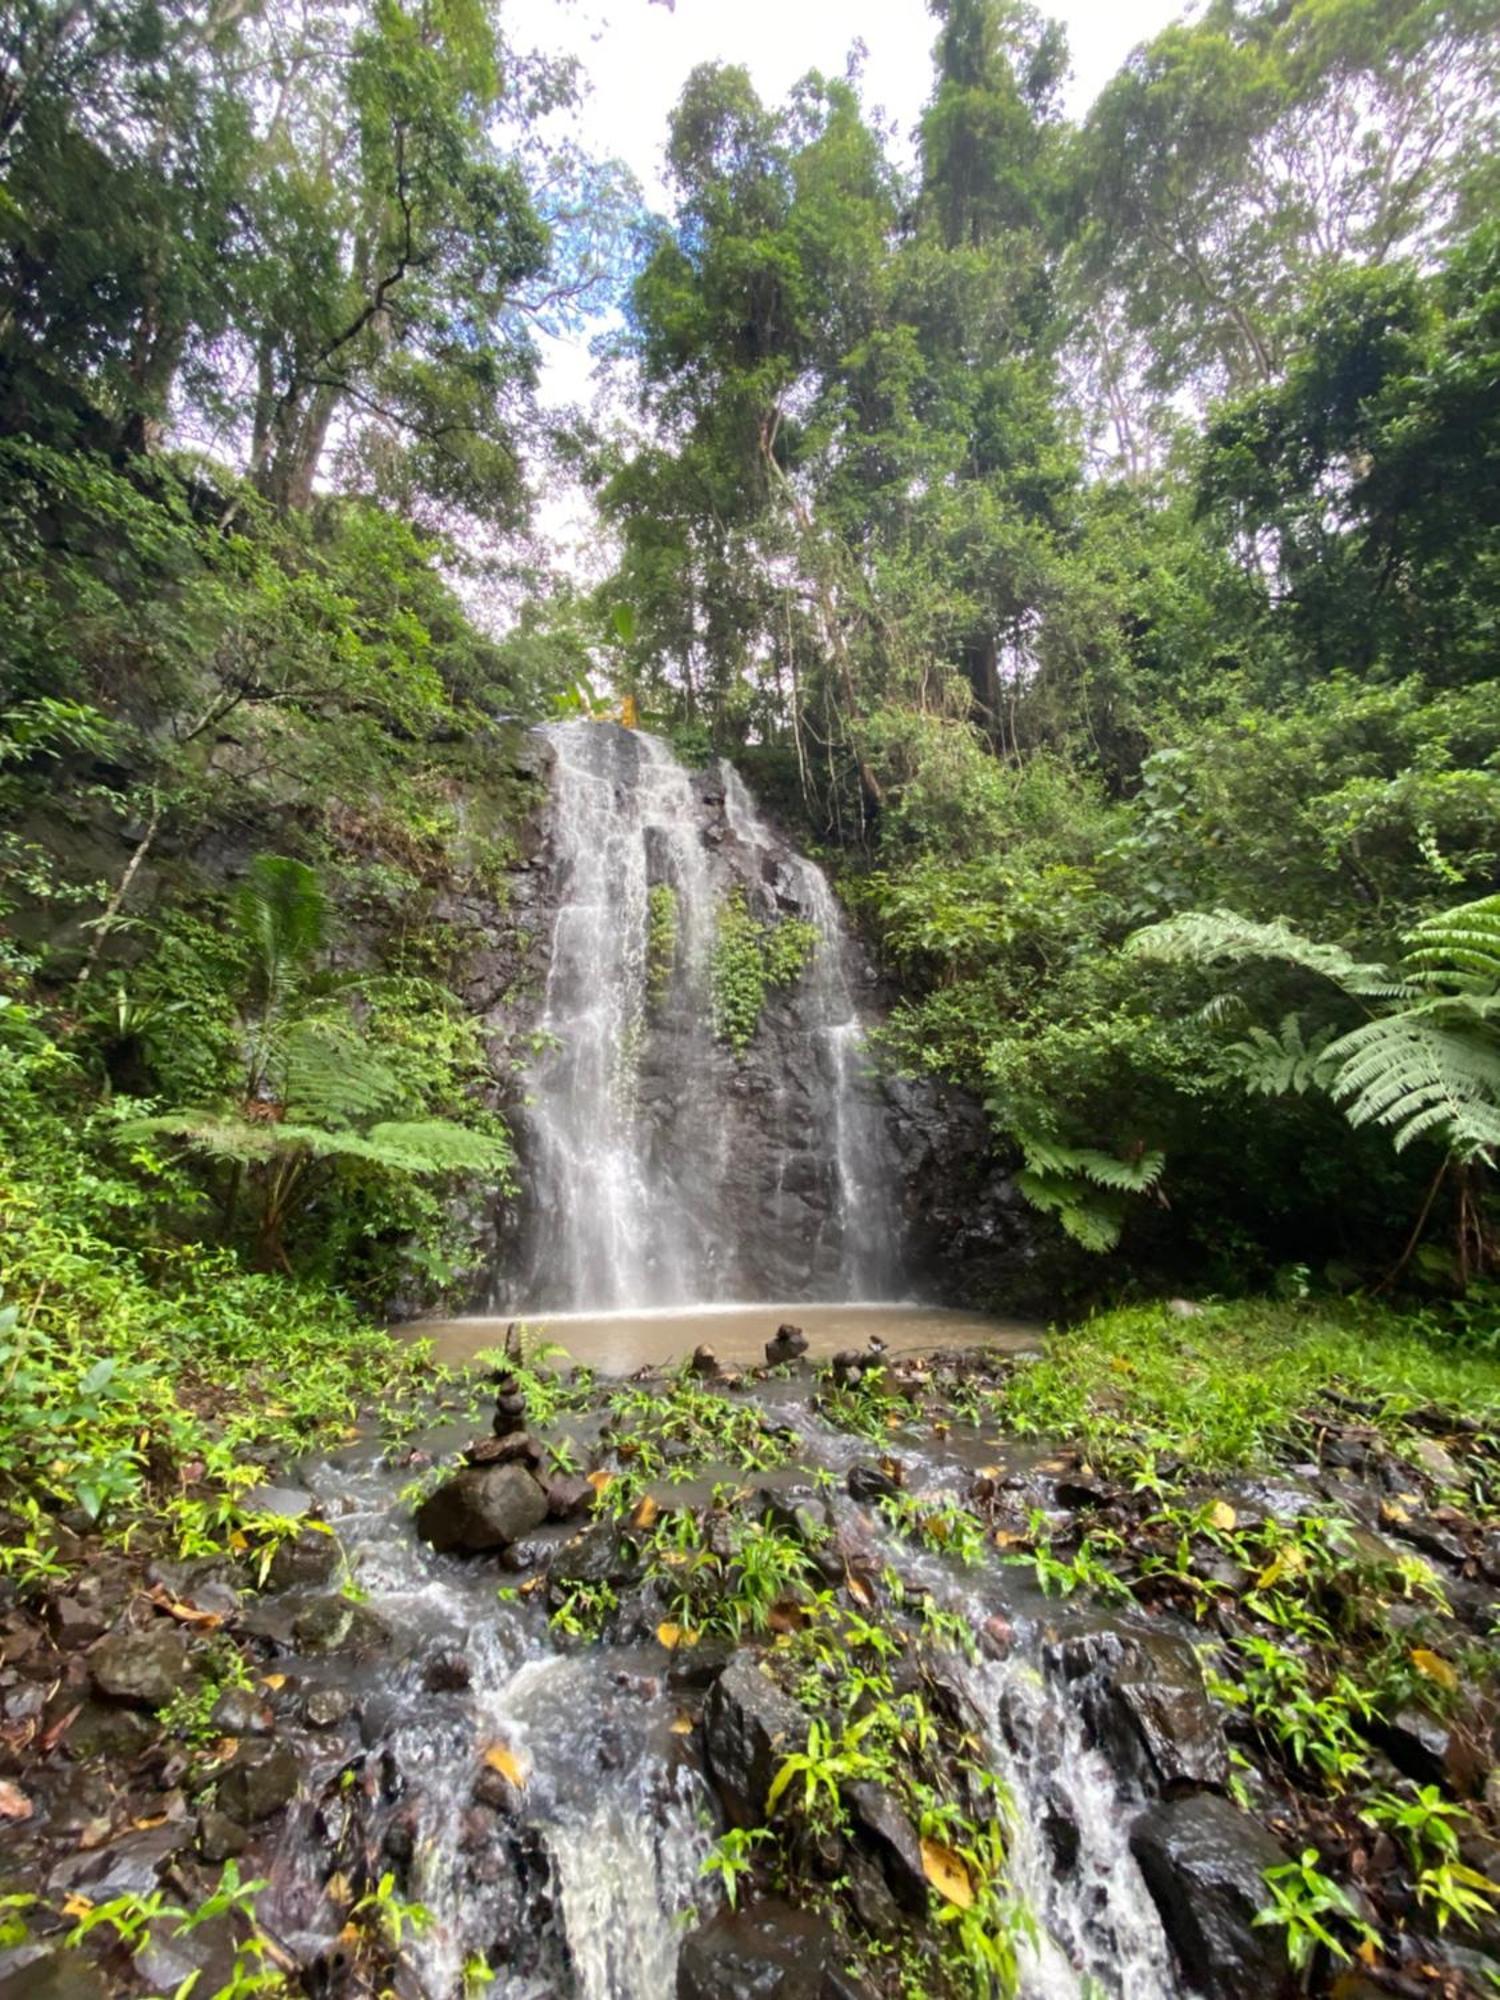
left=293, top=729, right=1179, bottom=1998
left=497, top=724, right=904, bottom=1313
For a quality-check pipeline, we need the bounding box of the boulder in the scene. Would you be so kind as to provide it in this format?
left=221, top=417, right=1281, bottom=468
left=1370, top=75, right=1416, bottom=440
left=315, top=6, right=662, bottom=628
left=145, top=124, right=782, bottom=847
left=846, top=1464, right=899, bottom=1505
left=90, top=1627, right=193, bottom=1710
left=1098, top=1631, right=1229, bottom=1790
left=263, top=1526, right=340, bottom=1590
left=0, top=1954, right=108, bottom=2000
left=303, top=1686, right=353, bottom=1729
left=676, top=1901, right=835, bottom=2000
left=1129, top=1794, right=1296, bottom=2000
left=691, top=1345, right=720, bottom=1378
left=197, top=1809, right=249, bottom=1862
left=216, top=1741, right=301, bottom=1824
left=844, top=1781, right=926, bottom=1915
left=1371, top=1707, right=1490, bottom=1798
left=415, top=1463, right=549, bottom=1554
left=765, top=1325, right=808, bottom=1366
left=703, top=1657, right=806, bottom=1829
left=545, top=1473, right=595, bottom=1521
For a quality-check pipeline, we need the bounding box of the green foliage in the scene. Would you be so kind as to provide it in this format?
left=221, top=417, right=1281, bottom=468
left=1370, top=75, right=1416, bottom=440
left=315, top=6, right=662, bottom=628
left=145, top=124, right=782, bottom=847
left=710, top=890, right=818, bottom=1055
left=646, top=883, right=679, bottom=1005
left=1255, top=1849, right=1379, bottom=1971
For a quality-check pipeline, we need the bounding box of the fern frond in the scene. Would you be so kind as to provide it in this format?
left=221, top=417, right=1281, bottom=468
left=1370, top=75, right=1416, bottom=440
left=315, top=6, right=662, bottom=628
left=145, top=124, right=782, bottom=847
left=1127, top=909, right=1402, bottom=997
left=1014, top=1170, right=1126, bottom=1252
left=1403, top=895, right=1500, bottom=991
left=1017, top=1133, right=1164, bottom=1193
left=1226, top=1014, right=1342, bottom=1097
left=119, top=1113, right=283, bottom=1162
left=363, top=1121, right=512, bottom=1174
left=278, top=1017, right=405, bottom=1129
left=1325, top=1015, right=1500, bottom=1160
left=235, top=855, right=327, bottom=999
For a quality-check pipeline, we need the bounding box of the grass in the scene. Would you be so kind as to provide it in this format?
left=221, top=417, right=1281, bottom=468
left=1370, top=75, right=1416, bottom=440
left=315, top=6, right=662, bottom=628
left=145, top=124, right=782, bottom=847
left=994, top=1298, right=1500, bottom=1473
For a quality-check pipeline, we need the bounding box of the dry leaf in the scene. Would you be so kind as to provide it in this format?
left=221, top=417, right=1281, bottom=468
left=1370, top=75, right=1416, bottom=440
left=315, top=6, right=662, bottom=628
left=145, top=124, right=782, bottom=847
left=920, top=1838, right=974, bottom=1909
left=132, top=1813, right=168, bottom=1831
left=482, top=1742, right=530, bottom=1790
left=1256, top=1545, right=1306, bottom=1591
left=669, top=1713, right=694, bottom=1736
left=632, top=1494, right=660, bottom=1530
left=993, top=1530, right=1024, bottom=1550
left=325, top=1872, right=353, bottom=1908
left=1410, top=1648, right=1459, bottom=1692
left=0, top=1780, right=32, bottom=1822
left=261, top=1673, right=287, bottom=1692
left=1380, top=1500, right=1412, bottom=1527
left=1207, top=1501, right=1237, bottom=1532
left=61, top=1894, right=94, bottom=1920
left=147, top=1591, right=224, bottom=1630
left=656, top=1622, right=700, bottom=1651
left=845, top=1572, right=874, bottom=1608
left=586, top=1470, right=613, bottom=1496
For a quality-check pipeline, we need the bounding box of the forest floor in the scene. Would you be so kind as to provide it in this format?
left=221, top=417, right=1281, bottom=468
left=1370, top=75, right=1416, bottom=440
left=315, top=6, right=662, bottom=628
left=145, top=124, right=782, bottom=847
left=0, top=1299, right=1497, bottom=1999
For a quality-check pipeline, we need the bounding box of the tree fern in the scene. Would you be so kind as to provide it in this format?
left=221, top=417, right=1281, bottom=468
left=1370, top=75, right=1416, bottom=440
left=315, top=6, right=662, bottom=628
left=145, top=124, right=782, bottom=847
left=1325, top=1011, right=1500, bottom=1160
left=1227, top=1014, right=1342, bottom=1097
left=1012, top=1132, right=1165, bottom=1252
left=1403, top=894, right=1500, bottom=990
left=1127, top=908, right=1405, bottom=998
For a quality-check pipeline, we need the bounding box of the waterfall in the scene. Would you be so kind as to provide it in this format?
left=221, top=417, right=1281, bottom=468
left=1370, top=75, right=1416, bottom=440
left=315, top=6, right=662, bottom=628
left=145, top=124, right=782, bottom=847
left=498, top=722, right=903, bottom=1312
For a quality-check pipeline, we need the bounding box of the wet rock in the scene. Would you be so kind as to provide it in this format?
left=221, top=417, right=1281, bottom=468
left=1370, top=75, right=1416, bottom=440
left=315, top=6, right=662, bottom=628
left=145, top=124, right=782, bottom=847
left=844, top=1781, right=926, bottom=1916
left=241, top=1484, right=314, bottom=1522
left=765, top=1324, right=808, bottom=1366
left=704, top=1656, right=806, bottom=1829
left=62, top=1699, right=157, bottom=1760
left=415, top=1463, right=549, bottom=1554
left=667, top=1636, right=736, bottom=1691
left=303, top=1686, right=352, bottom=1729
left=291, top=1596, right=355, bottom=1652
left=263, top=1526, right=340, bottom=1590
left=423, top=1652, right=472, bottom=1694
left=211, top=1686, right=273, bottom=1737
left=846, top=1464, right=899, bottom=1505
left=48, top=1824, right=182, bottom=1901
left=676, top=1900, right=835, bottom=2000
left=545, top=1473, right=594, bottom=1521
left=1098, top=1631, right=1228, bottom=1790
left=197, top=1809, right=249, bottom=1862
left=47, top=1595, right=108, bottom=1650
left=1371, top=1707, right=1489, bottom=1798
left=691, top=1345, right=720, bottom=1378
left=1405, top=1436, right=1462, bottom=1486
left=1130, top=1794, right=1296, bottom=2000
left=466, top=1429, right=541, bottom=1469
left=830, top=1349, right=865, bottom=1388
left=551, top=1519, right=630, bottom=1588
left=217, top=1741, right=300, bottom=1823
left=90, top=1626, right=193, bottom=1710
left=0, top=1954, right=108, bottom=2000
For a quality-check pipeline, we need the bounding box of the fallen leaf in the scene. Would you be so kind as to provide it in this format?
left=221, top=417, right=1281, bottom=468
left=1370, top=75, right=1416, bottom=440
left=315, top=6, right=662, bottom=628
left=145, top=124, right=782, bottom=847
left=261, top=1673, right=287, bottom=1691
left=586, top=1470, right=613, bottom=1496
left=0, top=1781, right=32, bottom=1822
left=845, top=1572, right=874, bottom=1607
left=1410, top=1647, right=1459, bottom=1691
left=131, top=1813, right=168, bottom=1831
left=993, top=1530, right=1024, bottom=1550
left=325, top=1872, right=353, bottom=1908
left=1207, top=1501, right=1237, bottom=1532
left=482, top=1742, right=529, bottom=1790
left=1380, top=1500, right=1412, bottom=1527
left=145, top=1588, right=224, bottom=1630
left=632, top=1494, right=659, bottom=1530
left=669, top=1714, right=694, bottom=1736
left=61, top=1894, right=94, bottom=1920
left=920, top=1838, right=974, bottom=1910
left=767, top=1601, right=806, bottom=1634
left=656, top=1622, right=700, bottom=1651
left=1255, top=1545, right=1306, bottom=1591
left=519, top=1574, right=547, bottom=1596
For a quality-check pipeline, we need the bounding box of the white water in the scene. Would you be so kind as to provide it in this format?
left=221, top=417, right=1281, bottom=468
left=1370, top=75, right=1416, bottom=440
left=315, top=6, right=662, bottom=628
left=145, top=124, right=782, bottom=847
left=502, top=724, right=903, bottom=1311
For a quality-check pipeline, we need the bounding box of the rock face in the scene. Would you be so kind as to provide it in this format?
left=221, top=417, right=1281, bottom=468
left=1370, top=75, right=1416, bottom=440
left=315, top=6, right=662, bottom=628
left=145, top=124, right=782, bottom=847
left=703, top=1656, right=806, bottom=1830
left=1130, top=1793, right=1297, bottom=2000
left=415, top=1463, right=550, bottom=1554
left=90, top=1627, right=193, bottom=1710
left=467, top=724, right=1037, bottom=1314
left=676, top=1902, right=837, bottom=2000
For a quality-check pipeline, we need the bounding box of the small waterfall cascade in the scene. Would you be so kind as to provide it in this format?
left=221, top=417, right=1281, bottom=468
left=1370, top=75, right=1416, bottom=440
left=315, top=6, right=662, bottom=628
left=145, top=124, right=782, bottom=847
left=499, top=722, right=904, bottom=1312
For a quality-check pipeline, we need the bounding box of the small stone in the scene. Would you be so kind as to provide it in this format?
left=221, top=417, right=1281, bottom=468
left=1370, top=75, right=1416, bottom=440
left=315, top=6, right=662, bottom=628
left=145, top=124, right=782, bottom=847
left=765, top=1324, right=808, bottom=1366
left=545, top=1473, right=594, bottom=1521
left=240, top=1485, right=314, bottom=1522
left=211, top=1687, right=273, bottom=1737
left=197, top=1809, right=249, bottom=1862
left=1165, top=1298, right=1203, bottom=1318
left=47, top=1596, right=107, bottom=1650
left=263, top=1527, right=340, bottom=1591
left=466, top=1430, right=539, bottom=1468
left=846, top=1464, right=898, bottom=1504
left=690, top=1345, right=720, bottom=1378
left=303, top=1686, right=352, bottom=1729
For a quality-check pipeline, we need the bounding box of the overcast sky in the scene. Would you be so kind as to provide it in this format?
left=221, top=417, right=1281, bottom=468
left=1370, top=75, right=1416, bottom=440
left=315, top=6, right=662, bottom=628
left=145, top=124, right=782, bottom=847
left=505, top=0, right=1187, bottom=561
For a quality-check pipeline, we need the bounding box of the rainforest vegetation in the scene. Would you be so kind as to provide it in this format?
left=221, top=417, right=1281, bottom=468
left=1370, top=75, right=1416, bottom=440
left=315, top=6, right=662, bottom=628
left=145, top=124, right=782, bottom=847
left=2, top=0, right=1500, bottom=1994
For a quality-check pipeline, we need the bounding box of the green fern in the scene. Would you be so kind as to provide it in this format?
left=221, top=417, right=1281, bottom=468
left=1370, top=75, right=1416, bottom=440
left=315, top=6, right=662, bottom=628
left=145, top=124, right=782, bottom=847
left=1127, top=908, right=1406, bottom=998
left=1012, top=1133, right=1165, bottom=1252
left=1227, top=1014, right=1342, bottom=1097
left=1325, top=1011, right=1500, bottom=1160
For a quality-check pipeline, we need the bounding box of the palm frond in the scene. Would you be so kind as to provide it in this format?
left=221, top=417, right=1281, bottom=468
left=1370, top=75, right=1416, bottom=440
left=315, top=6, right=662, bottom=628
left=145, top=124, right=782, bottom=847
left=235, top=855, right=327, bottom=1001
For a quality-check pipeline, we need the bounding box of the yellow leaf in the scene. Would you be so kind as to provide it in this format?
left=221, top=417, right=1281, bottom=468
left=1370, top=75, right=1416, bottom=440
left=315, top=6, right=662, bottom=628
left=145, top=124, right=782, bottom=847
left=669, top=1713, right=694, bottom=1735
left=657, top=1622, right=700, bottom=1651
left=845, top=1572, right=874, bottom=1607
left=1207, top=1501, right=1237, bottom=1532
left=586, top=1470, right=613, bottom=1496
left=61, top=1894, right=94, bottom=1920
left=325, top=1872, right=353, bottom=1908
left=482, top=1742, right=529, bottom=1790
left=132, top=1814, right=168, bottom=1831
left=229, top=1530, right=249, bottom=1552
left=920, top=1838, right=974, bottom=1910
left=1410, top=1648, right=1459, bottom=1691
left=1356, top=1934, right=1380, bottom=1967
left=632, top=1494, right=659, bottom=1530
left=261, top=1673, right=287, bottom=1692
left=1380, top=1500, right=1411, bottom=1527
left=993, top=1530, right=1024, bottom=1550
left=1256, top=1545, right=1306, bottom=1591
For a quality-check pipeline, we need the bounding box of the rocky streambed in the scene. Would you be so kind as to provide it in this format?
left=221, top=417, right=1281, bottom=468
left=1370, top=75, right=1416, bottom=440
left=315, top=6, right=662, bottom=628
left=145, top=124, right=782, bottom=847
left=2, top=1333, right=1498, bottom=1999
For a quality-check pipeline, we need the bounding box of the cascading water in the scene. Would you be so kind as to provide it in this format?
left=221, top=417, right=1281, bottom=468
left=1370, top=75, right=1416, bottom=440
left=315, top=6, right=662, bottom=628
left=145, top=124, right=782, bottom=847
left=499, top=723, right=904, bottom=1312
